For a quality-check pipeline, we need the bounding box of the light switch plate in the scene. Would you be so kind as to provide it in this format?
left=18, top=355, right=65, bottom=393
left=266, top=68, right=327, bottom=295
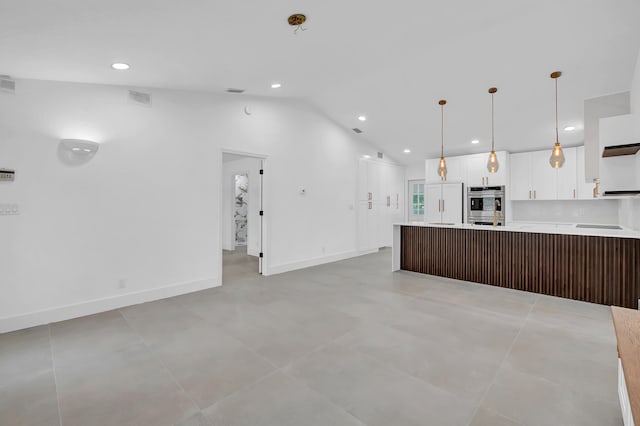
left=0, top=204, right=19, bottom=215
left=0, top=169, right=15, bottom=182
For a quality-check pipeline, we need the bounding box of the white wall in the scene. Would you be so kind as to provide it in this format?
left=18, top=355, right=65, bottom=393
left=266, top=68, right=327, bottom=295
left=0, top=79, right=381, bottom=332
left=222, top=157, right=261, bottom=256
left=618, top=48, right=640, bottom=231
left=511, top=200, right=620, bottom=225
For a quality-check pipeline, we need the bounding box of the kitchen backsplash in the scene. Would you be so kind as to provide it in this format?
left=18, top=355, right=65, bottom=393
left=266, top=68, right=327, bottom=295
left=618, top=198, right=640, bottom=231
left=510, top=199, right=620, bottom=225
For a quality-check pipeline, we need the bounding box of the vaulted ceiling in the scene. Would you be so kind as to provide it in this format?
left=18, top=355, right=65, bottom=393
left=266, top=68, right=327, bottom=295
left=1, top=0, right=639, bottom=165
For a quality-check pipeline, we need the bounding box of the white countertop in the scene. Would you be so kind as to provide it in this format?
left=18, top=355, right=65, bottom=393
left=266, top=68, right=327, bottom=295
left=394, top=221, right=640, bottom=239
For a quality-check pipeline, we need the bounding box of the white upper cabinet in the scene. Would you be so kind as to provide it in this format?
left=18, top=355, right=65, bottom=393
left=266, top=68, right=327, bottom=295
left=530, top=150, right=557, bottom=200
left=510, top=147, right=584, bottom=201
left=509, top=152, right=531, bottom=200
left=576, top=146, right=596, bottom=199
left=426, top=151, right=508, bottom=187
left=425, top=158, right=443, bottom=183
left=465, top=151, right=508, bottom=187
left=557, top=147, right=577, bottom=200
left=444, top=156, right=465, bottom=183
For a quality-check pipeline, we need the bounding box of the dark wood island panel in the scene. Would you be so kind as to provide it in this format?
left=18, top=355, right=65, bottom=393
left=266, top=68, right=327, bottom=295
left=400, top=226, right=640, bottom=308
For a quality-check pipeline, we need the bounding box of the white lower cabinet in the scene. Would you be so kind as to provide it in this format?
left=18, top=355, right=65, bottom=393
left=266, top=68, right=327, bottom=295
left=619, top=359, right=635, bottom=426
left=425, top=183, right=463, bottom=224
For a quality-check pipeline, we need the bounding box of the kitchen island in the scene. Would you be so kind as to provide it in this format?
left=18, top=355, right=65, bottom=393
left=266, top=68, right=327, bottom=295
left=392, top=222, right=640, bottom=308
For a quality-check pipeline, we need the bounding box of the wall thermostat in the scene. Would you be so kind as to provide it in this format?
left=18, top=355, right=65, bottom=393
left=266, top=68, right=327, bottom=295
left=0, top=169, right=15, bottom=182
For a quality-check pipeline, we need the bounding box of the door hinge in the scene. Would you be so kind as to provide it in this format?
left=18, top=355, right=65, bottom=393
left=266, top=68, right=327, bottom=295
left=259, top=210, right=264, bottom=216
left=259, top=169, right=264, bottom=175
left=259, top=252, right=264, bottom=258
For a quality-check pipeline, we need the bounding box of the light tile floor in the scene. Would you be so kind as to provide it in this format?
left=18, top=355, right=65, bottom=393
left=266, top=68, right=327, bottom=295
left=0, top=248, right=622, bottom=426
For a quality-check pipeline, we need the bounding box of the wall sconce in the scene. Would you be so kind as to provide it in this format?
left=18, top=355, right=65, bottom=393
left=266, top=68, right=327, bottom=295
left=58, top=139, right=100, bottom=165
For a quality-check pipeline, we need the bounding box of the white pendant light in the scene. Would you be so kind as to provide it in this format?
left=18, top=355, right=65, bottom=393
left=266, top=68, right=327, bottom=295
left=437, top=100, right=447, bottom=179
left=549, top=71, right=566, bottom=168
left=486, top=87, right=499, bottom=173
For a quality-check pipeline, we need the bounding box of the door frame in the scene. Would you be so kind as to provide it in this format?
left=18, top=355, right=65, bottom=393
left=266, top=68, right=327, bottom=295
left=219, top=149, right=269, bottom=278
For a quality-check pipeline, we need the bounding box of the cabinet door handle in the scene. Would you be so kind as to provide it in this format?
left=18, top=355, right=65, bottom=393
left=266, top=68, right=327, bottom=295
left=442, top=199, right=445, bottom=211
left=573, top=189, right=576, bottom=199
left=438, top=199, right=441, bottom=212
left=387, top=196, right=391, bottom=207
left=368, top=201, right=372, bottom=210
left=396, top=194, right=399, bottom=209
left=368, top=192, right=372, bottom=201
left=529, top=190, right=531, bottom=199
left=534, top=190, right=537, bottom=199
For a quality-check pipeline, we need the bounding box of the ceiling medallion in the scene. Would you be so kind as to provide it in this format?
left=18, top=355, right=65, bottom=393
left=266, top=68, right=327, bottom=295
left=288, top=14, right=307, bottom=34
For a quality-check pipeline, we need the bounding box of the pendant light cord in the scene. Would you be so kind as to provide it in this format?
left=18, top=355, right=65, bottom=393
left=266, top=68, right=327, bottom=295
left=441, top=104, right=444, bottom=157
left=491, top=92, right=495, bottom=152
left=555, top=77, right=559, bottom=144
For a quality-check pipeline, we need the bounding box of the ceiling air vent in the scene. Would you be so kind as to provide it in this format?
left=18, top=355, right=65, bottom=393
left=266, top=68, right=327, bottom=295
left=377, top=152, right=384, bottom=159
left=0, top=76, right=15, bottom=94
left=352, top=128, right=363, bottom=134
left=226, top=88, right=245, bottom=94
left=128, top=90, right=152, bottom=107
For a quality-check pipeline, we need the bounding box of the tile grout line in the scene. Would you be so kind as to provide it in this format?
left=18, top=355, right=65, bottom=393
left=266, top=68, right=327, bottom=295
left=47, top=324, right=64, bottom=426
left=117, top=308, right=203, bottom=421
left=463, top=294, right=540, bottom=426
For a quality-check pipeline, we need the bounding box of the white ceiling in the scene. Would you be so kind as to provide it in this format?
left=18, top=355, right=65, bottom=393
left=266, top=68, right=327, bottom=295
left=1, top=0, right=639, bottom=165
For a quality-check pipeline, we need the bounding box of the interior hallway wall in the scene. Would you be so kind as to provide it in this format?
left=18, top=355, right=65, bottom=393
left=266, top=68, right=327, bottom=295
left=222, top=157, right=261, bottom=256
left=0, top=78, right=394, bottom=332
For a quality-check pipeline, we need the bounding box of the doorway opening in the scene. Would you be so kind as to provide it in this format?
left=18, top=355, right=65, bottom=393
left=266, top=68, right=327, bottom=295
left=221, top=151, right=266, bottom=284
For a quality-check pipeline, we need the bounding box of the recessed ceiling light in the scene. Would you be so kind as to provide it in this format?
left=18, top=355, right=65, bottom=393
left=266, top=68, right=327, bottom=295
left=358, top=116, right=367, bottom=122
left=71, top=147, right=81, bottom=152
left=403, top=149, right=411, bottom=153
left=111, top=63, right=130, bottom=70
left=271, top=83, right=282, bottom=89
left=471, top=139, right=480, bottom=144
left=363, top=154, right=371, bottom=159
left=564, top=126, right=576, bottom=132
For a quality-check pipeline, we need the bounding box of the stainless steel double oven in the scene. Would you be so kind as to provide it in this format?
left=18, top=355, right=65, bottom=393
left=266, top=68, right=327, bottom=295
left=467, top=186, right=505, bottom=226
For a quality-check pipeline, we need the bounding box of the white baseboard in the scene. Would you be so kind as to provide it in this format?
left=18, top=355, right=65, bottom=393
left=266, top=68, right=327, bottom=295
left=0, top=277, right=220, bottom=334
left=264, top=249, right=378, bottom=276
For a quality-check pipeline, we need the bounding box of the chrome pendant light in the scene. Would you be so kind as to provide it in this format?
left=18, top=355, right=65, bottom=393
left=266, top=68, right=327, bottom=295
left=549, top=71, right=565, bottom=168
left=437, top=99, right=448, bottom=179
left=486, top=87, right=499, bottom=173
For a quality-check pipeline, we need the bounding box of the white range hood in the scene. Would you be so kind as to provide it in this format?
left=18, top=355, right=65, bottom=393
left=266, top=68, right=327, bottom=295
left=599, top=113, right=640, bottom=196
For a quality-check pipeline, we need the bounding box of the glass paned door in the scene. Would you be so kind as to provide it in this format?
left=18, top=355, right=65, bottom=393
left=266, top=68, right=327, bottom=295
left=408, top=180, right=425, bottom=221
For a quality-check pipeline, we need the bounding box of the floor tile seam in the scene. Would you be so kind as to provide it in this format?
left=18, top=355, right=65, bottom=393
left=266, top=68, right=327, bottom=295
left=372, top=281, right=534, bottom=325
left=47, top=324, right=63, bottom=426
left=524, top=316, right=618, bottom=347
left=334, top=340, right=480, bottom=413
left=273, top=325, right=362, bottom=370
left=528, top=299, right=611, bottom=321
left=464, top=297, right=537, bottom=426
left=118, top=311, right=203, bottom=417
left=276, top=368, right=369, bottom=426
left=198, top=369, right=283, bottom=415
left=412, top=291, right=535, bottom=323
